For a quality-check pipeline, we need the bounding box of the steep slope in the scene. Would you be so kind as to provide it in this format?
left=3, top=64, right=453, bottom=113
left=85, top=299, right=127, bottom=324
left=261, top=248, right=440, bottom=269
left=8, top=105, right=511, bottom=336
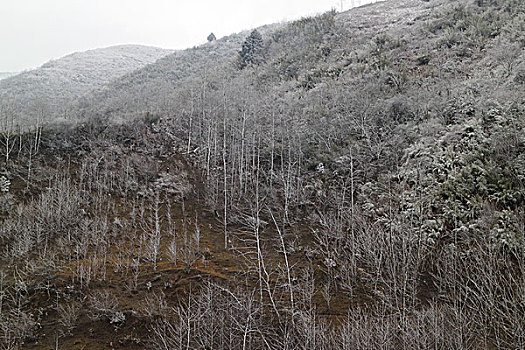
left=0, top=0, right=524, bottom=349
left=0, top=45, right=173, bottom=126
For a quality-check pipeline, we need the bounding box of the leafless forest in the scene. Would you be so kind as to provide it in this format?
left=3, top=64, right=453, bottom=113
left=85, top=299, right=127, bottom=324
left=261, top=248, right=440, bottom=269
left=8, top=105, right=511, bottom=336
left=0, top=0, right=524, bottom=348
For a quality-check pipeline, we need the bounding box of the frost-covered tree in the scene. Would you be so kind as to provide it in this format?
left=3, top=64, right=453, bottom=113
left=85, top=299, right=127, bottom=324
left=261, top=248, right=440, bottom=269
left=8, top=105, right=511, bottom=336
left=0, top=176, right=9, bottom=192
left=207, top=32, right=216, bottom=42
left=239, top=29, right=264, bottom=68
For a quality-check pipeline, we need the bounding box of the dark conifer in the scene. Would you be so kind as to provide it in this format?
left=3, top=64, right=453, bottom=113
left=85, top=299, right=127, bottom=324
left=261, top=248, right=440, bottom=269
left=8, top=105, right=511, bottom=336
left=239, top=29, right=264, bottom=68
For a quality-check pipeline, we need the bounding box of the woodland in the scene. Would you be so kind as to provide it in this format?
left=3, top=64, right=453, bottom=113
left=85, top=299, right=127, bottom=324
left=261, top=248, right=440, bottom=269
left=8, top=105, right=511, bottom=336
left=0, top=0, right=524, bottom=348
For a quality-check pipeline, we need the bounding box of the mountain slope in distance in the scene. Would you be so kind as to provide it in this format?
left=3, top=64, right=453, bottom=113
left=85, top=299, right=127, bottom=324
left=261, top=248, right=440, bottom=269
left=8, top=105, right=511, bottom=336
left=0, top=45, right=173, bottom=127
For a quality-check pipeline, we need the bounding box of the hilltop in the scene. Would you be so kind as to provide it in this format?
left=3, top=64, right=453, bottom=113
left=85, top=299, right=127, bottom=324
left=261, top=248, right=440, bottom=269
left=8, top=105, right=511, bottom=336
left=0, top=45, right=172, bottom=126
left=0, top=0, right=524, bottom=349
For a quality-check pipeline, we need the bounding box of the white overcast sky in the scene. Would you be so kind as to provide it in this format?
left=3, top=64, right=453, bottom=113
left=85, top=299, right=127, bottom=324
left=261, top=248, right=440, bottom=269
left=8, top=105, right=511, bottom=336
left=1, top=0, right=377, bottom=72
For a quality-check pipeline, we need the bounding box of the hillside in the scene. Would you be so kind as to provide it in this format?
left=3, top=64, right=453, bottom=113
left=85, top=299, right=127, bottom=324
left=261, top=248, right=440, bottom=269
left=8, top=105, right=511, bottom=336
left=0, top=0, right=524, bottom=349
left=0, top=45, right=173, bottom=126
left=72, top=24, right=281, bottom=121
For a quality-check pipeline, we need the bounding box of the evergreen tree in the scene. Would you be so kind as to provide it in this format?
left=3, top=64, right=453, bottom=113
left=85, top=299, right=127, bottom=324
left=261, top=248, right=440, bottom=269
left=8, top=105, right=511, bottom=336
left=239, top=30, right=264, bottom=68
left=207, top=33, right=216, bottom=42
